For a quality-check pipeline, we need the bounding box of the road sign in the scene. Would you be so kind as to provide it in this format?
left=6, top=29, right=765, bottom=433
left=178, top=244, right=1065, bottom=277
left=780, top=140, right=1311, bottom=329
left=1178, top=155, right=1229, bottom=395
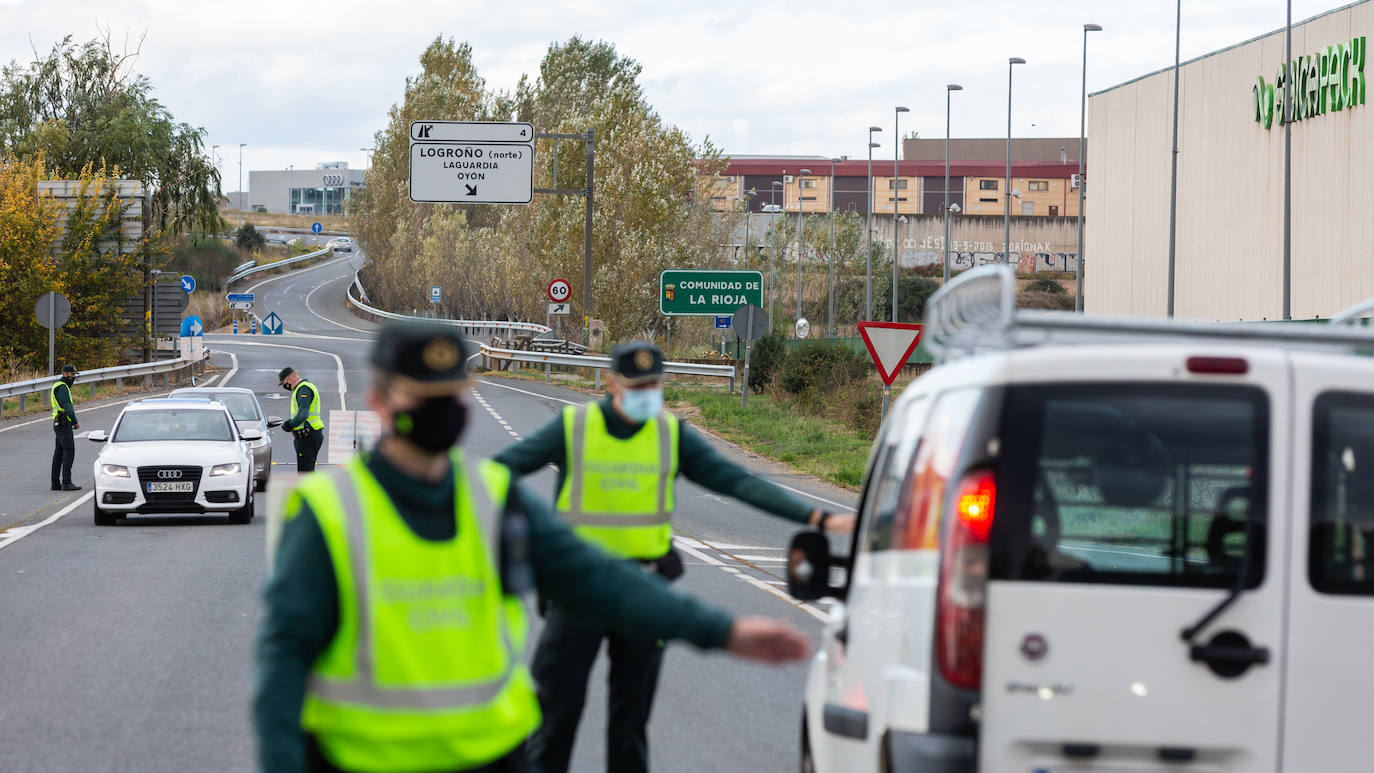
left=262, top=311, right=284, bottom=335
left=714, top=316, right=732, bottom=329
left=857, top=322, right=924, bottom=385
left=547, top=278, right=572, bottom=303
left=226, top=293, right=255, bottom=303
left=179, top=316, right=204, bottom=337
left=179, top=274, right=196, bottom=293
left=660, top=270, right=764, bottom=316
left=35, top=292, right=71, bottom=329
left=796, top=318, right=810, bottom=339
left=411, top=121, right=533, bottom=143
left=430, top=285, right=442, bottom=304
left=408, top=121, right=535, bottom=205
left=731, top=304, right=768, bottom=342
left=548, top=302, right=570, bottom=315
left=311, top=222, right=322, bottom=234
left=229, top=301, right=254, bottom=311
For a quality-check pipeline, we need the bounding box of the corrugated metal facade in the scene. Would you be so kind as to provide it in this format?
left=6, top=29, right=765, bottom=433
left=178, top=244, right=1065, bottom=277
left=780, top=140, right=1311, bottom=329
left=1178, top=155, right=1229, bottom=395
left=1087, top=0, right=1373, bottom=320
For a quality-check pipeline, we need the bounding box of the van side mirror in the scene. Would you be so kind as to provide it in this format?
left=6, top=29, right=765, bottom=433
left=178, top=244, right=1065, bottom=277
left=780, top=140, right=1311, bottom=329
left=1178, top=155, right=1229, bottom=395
left=787, top=531, right=847, bottom=601
left=87, top=430, right=108, bottom=442
left=266, top=416, right=284, bottom=428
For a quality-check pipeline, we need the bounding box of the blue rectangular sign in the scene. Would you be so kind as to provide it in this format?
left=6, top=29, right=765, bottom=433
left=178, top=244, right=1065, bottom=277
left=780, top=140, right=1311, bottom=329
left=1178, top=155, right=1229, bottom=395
left=226, top=293, right=255, bottom=303
left=430, top=286, right=442, bottom=304
left=714, top=316, right=732, bottom=329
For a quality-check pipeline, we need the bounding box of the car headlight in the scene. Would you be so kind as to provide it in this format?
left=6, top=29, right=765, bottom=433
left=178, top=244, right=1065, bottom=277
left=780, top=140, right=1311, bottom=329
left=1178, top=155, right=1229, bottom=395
left=210, top=463, right=242, bottom=477
left=100, top=464, right=130, bottom=478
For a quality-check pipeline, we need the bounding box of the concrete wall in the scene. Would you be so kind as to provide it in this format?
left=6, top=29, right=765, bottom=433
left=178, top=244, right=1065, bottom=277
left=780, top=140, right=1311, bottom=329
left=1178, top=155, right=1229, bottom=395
left=1087, top=1, right=1373, bottom=319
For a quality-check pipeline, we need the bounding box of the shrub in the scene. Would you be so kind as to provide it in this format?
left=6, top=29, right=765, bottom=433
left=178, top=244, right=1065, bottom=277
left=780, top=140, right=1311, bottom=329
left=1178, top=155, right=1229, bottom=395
left=235, top=223, right=266, bottom=251
left=1018, top=289, right=1075, bottom=311
left=779, top=339, right=870, bottom=404
left=1023, top=277, right=1067, bottom=295
left=746, top=331, right=787, bottom=393
left=166, top=236, right=242, bottom=291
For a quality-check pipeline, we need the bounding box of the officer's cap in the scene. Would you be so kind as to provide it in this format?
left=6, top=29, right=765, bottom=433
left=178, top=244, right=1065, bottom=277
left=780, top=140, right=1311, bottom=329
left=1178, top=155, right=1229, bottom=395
left=610, top=341, right=664, bottom=386
left=60, top=364, right=78, bottom=375
left=371, top=322, right=471, bottom=396
left=277, top=367, right=295, bottom=383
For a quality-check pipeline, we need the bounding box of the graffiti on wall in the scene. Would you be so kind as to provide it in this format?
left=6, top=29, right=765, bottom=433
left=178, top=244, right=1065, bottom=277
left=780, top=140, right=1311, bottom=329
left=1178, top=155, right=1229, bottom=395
left=894, top=236, right=1078, bottom=273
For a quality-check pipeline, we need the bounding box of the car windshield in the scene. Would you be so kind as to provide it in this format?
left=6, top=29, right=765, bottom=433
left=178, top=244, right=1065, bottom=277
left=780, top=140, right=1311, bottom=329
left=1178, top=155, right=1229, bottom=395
left=113, top=409, right=235, bottom=442
left=172, top=392, right=260, bottom=421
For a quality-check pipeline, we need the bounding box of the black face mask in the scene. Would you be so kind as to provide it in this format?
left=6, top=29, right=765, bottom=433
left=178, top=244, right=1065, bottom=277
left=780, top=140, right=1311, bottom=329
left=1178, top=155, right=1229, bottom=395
left=281, top=383, right=293, bottom=391
left=393, top=396, right=468, bottom=452
left=62, top=376, right=75, bottom=384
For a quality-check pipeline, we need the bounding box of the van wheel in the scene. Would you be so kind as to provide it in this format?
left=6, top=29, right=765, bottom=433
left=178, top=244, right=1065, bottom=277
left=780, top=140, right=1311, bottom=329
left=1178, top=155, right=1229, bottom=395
left=801, top=710, right=815, bottom=773
left=93, top=501, right=116, bottom=526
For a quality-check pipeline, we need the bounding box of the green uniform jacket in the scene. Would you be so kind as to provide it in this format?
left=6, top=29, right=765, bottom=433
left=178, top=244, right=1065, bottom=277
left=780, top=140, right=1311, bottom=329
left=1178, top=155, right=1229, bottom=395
left=253, top=450, right=733, bottom=773
left=493, top=395, right=817, bottom=535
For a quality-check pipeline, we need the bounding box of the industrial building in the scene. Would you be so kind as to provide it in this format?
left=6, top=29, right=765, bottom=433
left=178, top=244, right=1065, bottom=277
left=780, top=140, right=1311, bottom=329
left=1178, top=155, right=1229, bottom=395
left=246, top=162, right=366, bottom=215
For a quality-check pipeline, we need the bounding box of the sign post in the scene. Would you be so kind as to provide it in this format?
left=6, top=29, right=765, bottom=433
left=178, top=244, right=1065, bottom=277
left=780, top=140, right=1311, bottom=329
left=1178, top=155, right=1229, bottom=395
left=35, top=291, right=71, bottom=376
left=857, top=321, right=924, bottom=421
left=731, top=303, right=768, bottom=406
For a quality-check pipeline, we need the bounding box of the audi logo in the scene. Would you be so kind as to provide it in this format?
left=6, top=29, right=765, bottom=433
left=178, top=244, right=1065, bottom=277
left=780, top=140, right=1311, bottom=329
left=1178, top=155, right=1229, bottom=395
left=156, top=470, right=184, bottom=480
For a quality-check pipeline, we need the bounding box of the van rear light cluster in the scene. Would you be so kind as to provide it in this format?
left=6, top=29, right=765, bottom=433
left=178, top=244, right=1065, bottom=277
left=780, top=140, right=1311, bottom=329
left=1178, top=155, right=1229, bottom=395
left=937, top=469, right=995, bottom=691
left=1186, top=356, right=1249, bottom=375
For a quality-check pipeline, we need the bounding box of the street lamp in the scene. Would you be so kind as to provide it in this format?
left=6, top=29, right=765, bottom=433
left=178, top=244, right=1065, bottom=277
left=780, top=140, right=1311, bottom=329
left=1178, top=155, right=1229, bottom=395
left=866, top=126, right=882, bottom=320
left=797, top=168, right=812, bottom=329
left=1005, top=57, right=1025, bottom=264
left=944, top=85, right=962, bottom=283
left=1076, top=25, right=1102, bottom=312
left=770, top=180, right=784, bottom=330
left=893, top=107, right=908, bottom=322
left=828, top=157, right=842, bottom=337
left=238, top=143, right=246, bottom=230
left=743, top=188, right=757, bottom=270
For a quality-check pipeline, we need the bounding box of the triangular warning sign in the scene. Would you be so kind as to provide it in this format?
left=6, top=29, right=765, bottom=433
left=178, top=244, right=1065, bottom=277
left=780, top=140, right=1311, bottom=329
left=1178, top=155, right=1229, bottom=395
left=857, top=322, right=924, bottom=386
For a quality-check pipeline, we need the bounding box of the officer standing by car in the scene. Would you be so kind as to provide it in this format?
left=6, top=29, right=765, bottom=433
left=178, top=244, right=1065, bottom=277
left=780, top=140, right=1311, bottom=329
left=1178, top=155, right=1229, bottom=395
left=50, top=364, right=81, bottom=491
left=493, top=340, right=854, bottom=773
left=278, top=367, right=325, bottom=472
left=254, top=322, right=810, bottom=773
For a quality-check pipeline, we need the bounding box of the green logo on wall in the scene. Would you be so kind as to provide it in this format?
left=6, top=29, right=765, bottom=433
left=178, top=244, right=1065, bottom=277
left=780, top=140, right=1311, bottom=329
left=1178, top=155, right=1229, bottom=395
left=1253, top=36, right=1365, bottom=129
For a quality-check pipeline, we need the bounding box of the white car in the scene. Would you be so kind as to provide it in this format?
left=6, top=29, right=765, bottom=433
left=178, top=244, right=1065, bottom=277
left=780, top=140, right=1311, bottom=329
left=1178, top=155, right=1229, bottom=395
left=787, top=265, right=1374, bottom=773
left=88, top=398, right=259, bottom=525
left=330, top=236, right=352, bottom=253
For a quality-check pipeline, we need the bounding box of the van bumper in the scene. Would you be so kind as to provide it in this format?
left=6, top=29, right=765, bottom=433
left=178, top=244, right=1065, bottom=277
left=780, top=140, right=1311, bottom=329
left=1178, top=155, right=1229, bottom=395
left=886, top=730, right=975, bottom=773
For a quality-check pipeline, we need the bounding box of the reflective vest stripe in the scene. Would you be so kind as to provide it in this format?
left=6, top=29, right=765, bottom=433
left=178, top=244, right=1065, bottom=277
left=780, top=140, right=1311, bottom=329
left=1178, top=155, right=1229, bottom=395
left=561, top=407, right=673, bottom=527
left=305, top=455, right=514, bottom=710
left=291, top=380, right=324, bottom=430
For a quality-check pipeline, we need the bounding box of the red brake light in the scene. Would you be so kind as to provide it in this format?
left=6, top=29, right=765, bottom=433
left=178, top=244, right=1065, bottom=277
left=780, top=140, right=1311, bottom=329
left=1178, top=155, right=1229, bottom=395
left=937, top=469, right=995, bottom=691
left=1186, top=356, right=1248, bottom=375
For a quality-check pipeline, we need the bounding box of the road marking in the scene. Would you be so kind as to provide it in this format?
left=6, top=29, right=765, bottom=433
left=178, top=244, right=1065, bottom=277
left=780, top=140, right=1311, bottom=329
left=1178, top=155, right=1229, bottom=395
left=243, top=254, right=354, bottom=296
left=471, top=388, right=521, bottom=440
left=206, top=339, right=347, bottom=411
left=220, top=352, right=239, bottom=387
left=673, top=534, right=826, bottom=622
left=304, top=274, right=373, bottom=335
left=478, top=378, right=579, bottom=406
left=0, top=492, right=93, bottom=551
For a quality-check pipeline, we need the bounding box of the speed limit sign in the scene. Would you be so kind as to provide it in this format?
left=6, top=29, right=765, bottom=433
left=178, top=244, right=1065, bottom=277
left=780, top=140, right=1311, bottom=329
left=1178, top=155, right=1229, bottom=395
left=547, top=278, right=572, bottom=303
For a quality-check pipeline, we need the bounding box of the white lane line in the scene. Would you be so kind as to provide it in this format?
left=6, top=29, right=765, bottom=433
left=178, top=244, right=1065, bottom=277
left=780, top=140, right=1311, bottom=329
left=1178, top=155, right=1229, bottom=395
left=0, top=369, right=227, bottom=435
left=730, top=554, right=786, bottom=563
left=470, top=388, right=521, bottom=440
left=243, top=255, right=355, bottom=295
left=220, top=352, right=239, bottom=387
left=0, top=492, right=93, bottom=551
left=478, top=378, right=580, bottom=406
left=304, top=275, right=373, bottom=335
left=206, top=339, right=347, bottom=411
left=674, top=534, right=826, bottom=622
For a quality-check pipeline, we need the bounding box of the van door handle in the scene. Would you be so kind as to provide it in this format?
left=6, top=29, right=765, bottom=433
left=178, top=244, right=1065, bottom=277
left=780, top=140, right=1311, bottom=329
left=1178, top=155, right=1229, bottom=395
left=1189, top=630, right=1269, bottom=678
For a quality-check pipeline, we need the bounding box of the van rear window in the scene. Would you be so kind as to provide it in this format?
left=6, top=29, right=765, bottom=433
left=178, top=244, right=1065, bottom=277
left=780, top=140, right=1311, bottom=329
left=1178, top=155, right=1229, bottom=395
left=991, top=384, right=1268, bottom=588
left=1310, top=392, right=1374, bottom=596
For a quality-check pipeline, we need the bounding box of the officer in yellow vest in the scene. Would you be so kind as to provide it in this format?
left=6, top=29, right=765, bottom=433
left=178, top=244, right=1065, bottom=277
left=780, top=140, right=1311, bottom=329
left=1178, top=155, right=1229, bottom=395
left=279, top=367, right=325, bottom=472
left=493, top=340, right=854, bottom=773
left=254, top=322, right=810, bottom=773
left=50, top=364, right=81, bottom=491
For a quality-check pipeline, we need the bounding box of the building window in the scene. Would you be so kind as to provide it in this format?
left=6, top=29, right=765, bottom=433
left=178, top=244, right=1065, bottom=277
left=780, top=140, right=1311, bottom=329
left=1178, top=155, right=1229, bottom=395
left=979, top=197, right=998, bottom=203
left=801, top=179, right=817, bottom=189
left=979, top=179, right=999, bottom=191
left=888, top=179, right=909, bottom=190
left=801, top=196, right=817, bottom=201
left=1029, top=180, right=1049, bottom=191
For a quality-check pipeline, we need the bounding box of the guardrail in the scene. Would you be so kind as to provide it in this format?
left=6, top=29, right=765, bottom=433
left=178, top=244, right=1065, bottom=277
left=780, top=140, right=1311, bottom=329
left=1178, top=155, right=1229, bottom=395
left=0, top=350, right=210, bottom=419
left=346, top=273, right=555, bottom=339
left=226, top=246, right=331, bottom=285
left=480, top=341, right=736, bottom=392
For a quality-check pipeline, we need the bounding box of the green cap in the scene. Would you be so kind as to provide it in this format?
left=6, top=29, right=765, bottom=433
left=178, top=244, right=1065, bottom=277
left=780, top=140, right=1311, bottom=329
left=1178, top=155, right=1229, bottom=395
left=371, top=322, right=471, bottom=396
left=610, top=341, right=664, bottom=385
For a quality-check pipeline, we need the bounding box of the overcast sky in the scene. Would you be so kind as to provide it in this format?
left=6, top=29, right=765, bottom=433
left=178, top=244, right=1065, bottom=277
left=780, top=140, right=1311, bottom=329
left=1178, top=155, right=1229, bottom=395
left=5, top=0, right=1350, bottom=189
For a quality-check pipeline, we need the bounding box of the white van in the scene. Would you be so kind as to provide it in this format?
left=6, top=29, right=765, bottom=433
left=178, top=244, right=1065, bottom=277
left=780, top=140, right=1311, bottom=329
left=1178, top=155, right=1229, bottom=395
left=788, top=266, right=1374, bottom=773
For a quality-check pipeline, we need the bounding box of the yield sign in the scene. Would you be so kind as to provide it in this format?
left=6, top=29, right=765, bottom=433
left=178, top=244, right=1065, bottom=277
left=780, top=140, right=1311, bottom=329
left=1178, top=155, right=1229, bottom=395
left=857, top=321, right=924, bottom=386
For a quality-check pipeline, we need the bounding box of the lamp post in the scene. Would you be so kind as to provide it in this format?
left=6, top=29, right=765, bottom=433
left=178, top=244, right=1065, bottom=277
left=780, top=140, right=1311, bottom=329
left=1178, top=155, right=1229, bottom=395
left=829, top=157, right=841, bottom=337
left=238, top=143, right=246, bottom=230
left=1076, top=25, right=1101, bottom=313
left=893, top=107, right=908, bottom=321
left=866, top=126, right=882, bottom=320
left=743, top=188, right=756, bottom=270
left=1167, top=0, right=1182, bottom=317
left=770, top=180, right=783, bottom=331
left=1005, top=57, right=1025, bottom=264
left=944, top=85, right=962, bottom=283
left=797, top=168, right=812, bottom=329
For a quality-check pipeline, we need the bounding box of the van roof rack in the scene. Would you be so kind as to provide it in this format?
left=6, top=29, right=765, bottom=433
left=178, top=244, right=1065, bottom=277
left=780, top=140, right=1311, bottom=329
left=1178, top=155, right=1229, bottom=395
left=923, top=265, right=1374, bottom=365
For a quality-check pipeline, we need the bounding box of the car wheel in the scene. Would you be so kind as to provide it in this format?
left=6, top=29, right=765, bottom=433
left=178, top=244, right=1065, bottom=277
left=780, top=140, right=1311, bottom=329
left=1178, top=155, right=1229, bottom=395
left=255, top=475, right=267, bottom=493
left=228, top=487, right=254, bottom=524
left=93, top=501, right=117, bottom=527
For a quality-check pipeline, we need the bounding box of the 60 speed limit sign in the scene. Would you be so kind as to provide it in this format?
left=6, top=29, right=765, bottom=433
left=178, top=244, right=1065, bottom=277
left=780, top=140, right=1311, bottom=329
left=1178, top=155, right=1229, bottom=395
left=547, top=278, right=572, bottom=303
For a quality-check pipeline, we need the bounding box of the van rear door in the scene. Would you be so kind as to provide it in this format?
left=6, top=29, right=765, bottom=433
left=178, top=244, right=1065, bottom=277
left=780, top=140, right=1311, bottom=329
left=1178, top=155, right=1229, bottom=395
left=979, top=356, right=1287, bottom=772
left=1282, top=353, right=1374, bottom=769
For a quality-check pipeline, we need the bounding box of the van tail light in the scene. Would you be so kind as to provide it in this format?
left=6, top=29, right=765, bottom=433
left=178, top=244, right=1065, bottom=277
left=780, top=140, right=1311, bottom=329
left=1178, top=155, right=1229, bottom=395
left=937, top=469, right=995, bottom=691
left=1186, top=356, right=1248, bottom=375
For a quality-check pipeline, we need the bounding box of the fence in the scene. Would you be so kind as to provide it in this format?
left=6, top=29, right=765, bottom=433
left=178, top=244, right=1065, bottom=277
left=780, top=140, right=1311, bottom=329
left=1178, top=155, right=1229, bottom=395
left=0, top=351, right=210, bottom=419
left=225, top=246, right=332, bottom=285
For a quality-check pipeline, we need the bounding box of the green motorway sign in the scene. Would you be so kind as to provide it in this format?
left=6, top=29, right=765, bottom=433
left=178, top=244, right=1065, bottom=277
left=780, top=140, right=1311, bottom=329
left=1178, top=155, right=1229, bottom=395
left=659, top=269, right=764, bottom=316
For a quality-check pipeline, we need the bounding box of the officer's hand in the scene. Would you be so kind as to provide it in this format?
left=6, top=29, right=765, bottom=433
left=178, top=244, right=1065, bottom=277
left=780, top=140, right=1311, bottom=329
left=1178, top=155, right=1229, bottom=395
left=823, top=513, right=856, bottom=535
left=72, top=423, right=80, bottom=431
left=725, top=616, right=811, bottom=663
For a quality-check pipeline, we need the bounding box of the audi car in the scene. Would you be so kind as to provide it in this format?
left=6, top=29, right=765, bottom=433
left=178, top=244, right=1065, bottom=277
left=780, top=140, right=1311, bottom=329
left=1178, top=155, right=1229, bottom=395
left=329, top=236, right=353, bottom=253
left=170, top=386, right=282, bottom=491
left=87, top=398, right=259, bottom=525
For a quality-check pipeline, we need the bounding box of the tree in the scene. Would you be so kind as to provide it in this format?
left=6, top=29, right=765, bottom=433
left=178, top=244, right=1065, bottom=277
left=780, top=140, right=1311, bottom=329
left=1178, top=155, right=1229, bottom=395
left=0, top=32, right=221, bottom=234
left=0, top=156, right=61, bottom=371
left=235, top=223, right=266, bottom=251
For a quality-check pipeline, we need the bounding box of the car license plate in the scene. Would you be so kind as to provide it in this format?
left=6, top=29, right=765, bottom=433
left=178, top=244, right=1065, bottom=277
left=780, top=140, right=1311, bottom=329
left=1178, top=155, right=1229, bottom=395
left=147, top=481, right=194, bottom=493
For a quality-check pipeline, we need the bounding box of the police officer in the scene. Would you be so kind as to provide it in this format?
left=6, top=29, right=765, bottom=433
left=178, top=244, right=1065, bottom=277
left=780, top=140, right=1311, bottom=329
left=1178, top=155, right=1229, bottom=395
left=50, top=364, right=81, bottom=491
left=254, top=322, right=809, bottom=773
left=493, top=340, right=854, bottom=773
left=279, top=367, right=325, bottom=472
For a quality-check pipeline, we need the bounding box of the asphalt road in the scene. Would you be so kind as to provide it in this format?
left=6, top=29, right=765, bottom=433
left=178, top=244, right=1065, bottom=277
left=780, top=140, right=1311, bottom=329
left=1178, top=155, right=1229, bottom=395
left=0, top=254, right=856, bottom=772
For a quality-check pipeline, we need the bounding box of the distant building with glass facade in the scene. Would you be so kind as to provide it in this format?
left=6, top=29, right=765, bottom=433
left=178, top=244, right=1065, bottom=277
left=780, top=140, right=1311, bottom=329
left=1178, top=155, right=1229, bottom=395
left=248, top=162, right=366, bottom=214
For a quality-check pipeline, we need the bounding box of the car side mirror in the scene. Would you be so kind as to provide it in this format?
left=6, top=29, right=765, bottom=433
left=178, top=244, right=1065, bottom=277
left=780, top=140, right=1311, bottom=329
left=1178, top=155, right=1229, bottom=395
left=786, top=531, right=847, bottom=601
left=87, top=430, right=108, bottom=442
left=240, top=429, right=264, bottom=442
left=266, top=416, right=284, bottom=428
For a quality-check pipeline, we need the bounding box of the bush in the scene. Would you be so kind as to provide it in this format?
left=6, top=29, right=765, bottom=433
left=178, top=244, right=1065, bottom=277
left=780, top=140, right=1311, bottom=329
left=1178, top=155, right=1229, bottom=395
left=780, top=339, right=870, bottom=404
left=235, top=223, right=266, bottom=251
left=1018, top=289, right=1075, bottom=310
left=746, top=331, right=787, bottom=393
left=166, top=236, right=242, bottom=291
left=1023, top=277, right=1067, bottom=295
